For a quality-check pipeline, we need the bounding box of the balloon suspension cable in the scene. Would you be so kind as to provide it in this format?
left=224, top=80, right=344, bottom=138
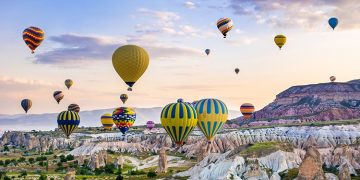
left=127, top=87, right=132, bottom=91
left=31, top=50, right=34, bottom=54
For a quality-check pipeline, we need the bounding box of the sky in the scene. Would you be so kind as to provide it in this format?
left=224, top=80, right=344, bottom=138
left=0, top=0, right=359, bottom=114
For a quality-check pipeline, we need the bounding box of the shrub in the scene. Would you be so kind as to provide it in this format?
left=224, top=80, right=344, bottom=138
left=129, top=169, right=146, bottom=175
left=147, top=171, right=157, bottom=178
left=116, top=175, right=124, bottom=180
left=38, top=174, right=47, bottom=180
left=66, top=154, right=74, bottom=161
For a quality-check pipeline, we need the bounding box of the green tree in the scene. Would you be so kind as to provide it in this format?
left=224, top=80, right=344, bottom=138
left=19, top=171, right=27, bottom=178
left=66, top=154, right=74, bottom=161
left=0, top=171, right=7, bottom=179
left=38, top=174, right=47, bottom=180
left=3, top=145, right=10, bottom=152
left=5, top=159, right=11, bottom=166
left=116, top=175, right=123, bottom=180
left=28, top=158, right=35, bottom=164
left=0, top=160, right=4, bottom=166
left=4, top=176, right=11, bottom=180
left=116, top=165, right=122, bottom=175
left=147, top=171, right=157, bottom=178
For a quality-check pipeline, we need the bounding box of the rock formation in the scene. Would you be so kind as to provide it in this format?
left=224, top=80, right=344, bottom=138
left=156, top=148, right=168, bottom=173
left=297, top=146, right=326, bottom=180
left=338, top=161, right=351, bottom=180
left=88, top=151, right=107, bottom=170
left=236, top=80, right=360, bottom=122
left=197, top=143, right=209, bottom=162
left=64, top=168, right=76, bottom=180
left=114, top=155, right=125, bottom=168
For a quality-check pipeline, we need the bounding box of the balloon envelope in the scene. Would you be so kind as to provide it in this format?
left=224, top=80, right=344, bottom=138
left=146, top=121, right=155, bottom=130
left=330, top=76, right=336, bottom=82
left=194, top=98, right=228, bottom=143
left=205, top=49, right=210, bottom=55
left=240, top=103, right=255, bottom=120
left=23, top=27, right=45, bottom=53
left=217, top=18, right=233, bottom=38
left=120, top=94, right=128, bottom=104
left=328, top=17, right=338, bottom=30
left=101, top=113, right=114, bottom=130
left=53, top=91, right=64, bottom=104
left=57, top=111, right=80, bottom=138
left=112, top=45, right=149, bottom=91
left=274, top=35, right=286, bottom=49
left=112, top=107, right=136, bottom=134
left=68, top=104, right=80, bottom=113
left=160, top=99, right=197, bottom=146
left=65, top=79, right=73, bottom=89
left=21, top=99, right=32, bottom=113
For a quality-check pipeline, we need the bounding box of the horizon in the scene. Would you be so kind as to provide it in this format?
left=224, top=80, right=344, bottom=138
left=0, top=0, right=359, bottom=115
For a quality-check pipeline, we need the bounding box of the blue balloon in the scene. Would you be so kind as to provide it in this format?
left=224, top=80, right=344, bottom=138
left=328, top=17, right=338, bottom=30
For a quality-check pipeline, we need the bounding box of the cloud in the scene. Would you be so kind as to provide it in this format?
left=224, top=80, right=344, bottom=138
left=0, top=75, right=59, bottom=90
left=134, top=8, right=215, bottom=38
left=184, top=1, right=196, bottom=9
left=34, top=34, right=202, bottom=64
left=225, top=37, right=257, bottom=45
left=229, top=0, right=360, bottom=30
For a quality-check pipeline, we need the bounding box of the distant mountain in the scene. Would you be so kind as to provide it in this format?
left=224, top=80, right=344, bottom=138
left=234, top=79, right=360, bottom=124
left=0, top=107, right=241, bottom=131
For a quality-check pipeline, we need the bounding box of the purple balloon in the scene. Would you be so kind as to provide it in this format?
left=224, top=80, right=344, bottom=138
left=146, top=121, right=155, bottom=130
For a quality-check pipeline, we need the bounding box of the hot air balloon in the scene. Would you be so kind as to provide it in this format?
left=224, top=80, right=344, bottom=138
left=146, top=121, right=155, bottom=130
left=65, top=79, right=73, bottom=90
left=205, top=49, right=210, bottom=56
left=328, top=17, right=338, bottom=30
left=194, top=98, right=228, bottom=143
left=120, top=94, right=128, bottom=104
left=240, top=103, right=255, bottom=120
left=112, top=107, right=136, bottom=135
left=68, top=104, right=80, bottom=113
left=21, top=99, right=32, bottom=113
left=330, top=76, right=336, bottom=82
left=274, top=35, right=286, bottom=49
left=57, top=111, right=80, bottom=138
left=217, top=17, right=233, bottom=38
left=161, top=99, right=198, bottom=146
left=112, top=45, right=149, bottom=91
left=235, top=68, right=239, bottom=74
left=23, top=27, right=45, bottom=54
left=101, top=113, right=114, bottom=130
left=53, top=91, right=64, bottom=104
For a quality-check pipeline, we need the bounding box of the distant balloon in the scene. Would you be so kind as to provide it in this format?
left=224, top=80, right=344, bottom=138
left=194, top=98, right=228, bottom=143
left=240, top=103, right=255, bottom=120
left=274, top=35, right=286, bottom=49
left=65, top=79, right=73, bottom=90
left=146, top=121, right=155, bottom=130
left=21, top=99, right=32, bottom=113
left=23, top=27, right=45, bottom=54
left=101, top=113, right=114, bottom=130
left=68, top=104, right=80, bottom=113
left=112, top=107, right=136, bottom=134
left=57, top=111, right=80, bottom=138
left=330, top=76, right=336, bottom=82
left=53, top=91, right=64, bottom=104
left=205, top=49, right=210, bottom=56
left=112, top=45, right=149, bottom=91
left=235, top=68, right=239, bottom=74
left=161, top=98, right=197, bottom=146
left=217, top=17, right=233, bottom=38
left=328, top=17, right=338, bottom=30
left=120, top=94, right=128, bottom=104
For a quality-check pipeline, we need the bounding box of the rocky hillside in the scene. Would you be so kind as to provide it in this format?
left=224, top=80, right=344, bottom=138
left=245, top=79, right=360, bottom=122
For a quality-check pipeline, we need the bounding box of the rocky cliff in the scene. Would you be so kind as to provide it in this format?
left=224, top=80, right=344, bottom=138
left=240, top=79, right=360, bottom=122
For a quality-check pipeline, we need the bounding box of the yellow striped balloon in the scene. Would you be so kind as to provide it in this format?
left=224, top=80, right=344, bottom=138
left=101, top=113, right=114, bottom=130
left=57, top=111, right=80, bottom=138
left=161, top=99, right=198, bottom=146
left=194, top=98, right=228, bottom=143
left=112, top=45, right=149, bottom=91
left=274, top=35, right=286, bottom=49
left=240, top=103, right=255, bottom=120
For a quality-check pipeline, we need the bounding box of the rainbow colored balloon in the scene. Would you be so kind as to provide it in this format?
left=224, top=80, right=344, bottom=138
left=112, top=107, right=136, bottom=134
